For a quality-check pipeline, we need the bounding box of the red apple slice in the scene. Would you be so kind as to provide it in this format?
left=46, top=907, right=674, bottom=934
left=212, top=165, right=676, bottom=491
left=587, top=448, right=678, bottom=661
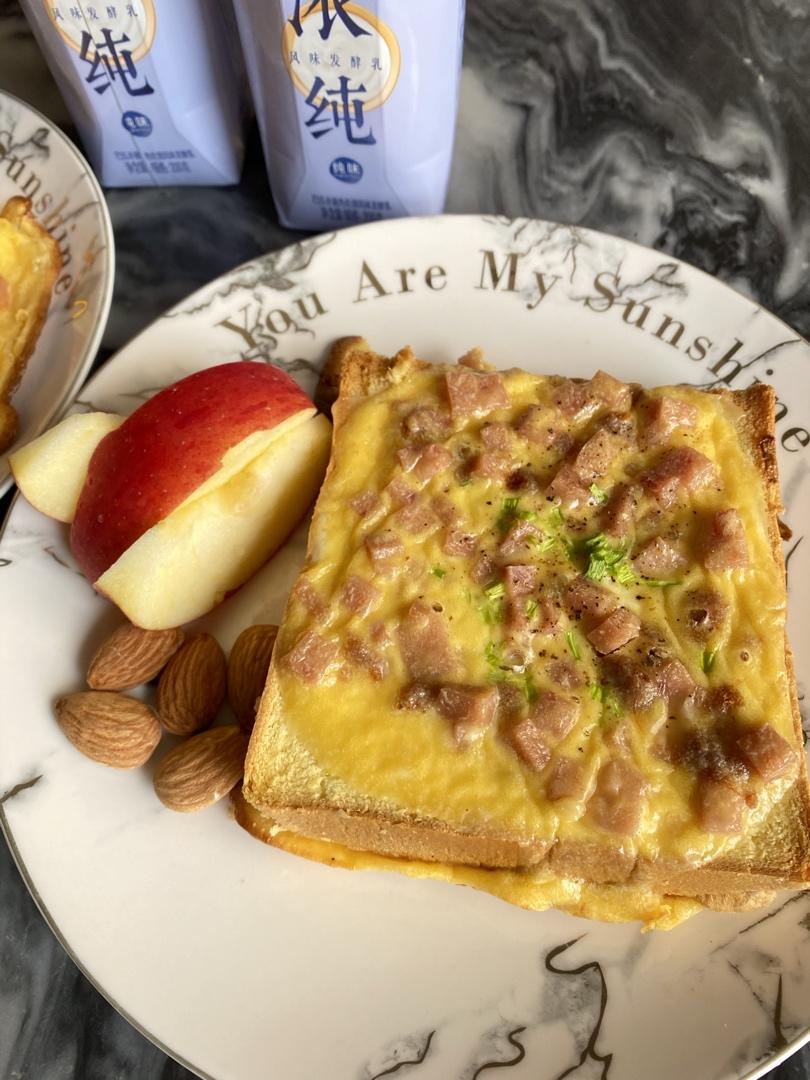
left=10, top=412, right=125, bottom=523
left=96, top=413, right=332, bottom=628
left=70, top=362, right=315, bottom=584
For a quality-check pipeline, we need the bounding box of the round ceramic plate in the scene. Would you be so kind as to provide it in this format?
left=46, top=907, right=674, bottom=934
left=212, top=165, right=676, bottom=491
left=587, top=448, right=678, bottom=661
left=2, top=216, right=809, bottom=1080
left=0, top=90, right=115, bottom=496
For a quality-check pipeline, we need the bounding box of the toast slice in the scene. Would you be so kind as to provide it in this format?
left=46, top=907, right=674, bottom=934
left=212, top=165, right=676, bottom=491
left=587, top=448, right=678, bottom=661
left=242, top=339, right=810, bottom=925
left=0, top=196, right=61, bottom=451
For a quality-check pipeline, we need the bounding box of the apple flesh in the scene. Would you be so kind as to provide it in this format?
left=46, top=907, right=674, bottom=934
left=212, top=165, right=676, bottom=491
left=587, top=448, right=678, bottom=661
left=9, top=412, right=124, bottom=523
left=70, top=362, right=315, bottom=584
left=96, top=413, right=332, bottom=628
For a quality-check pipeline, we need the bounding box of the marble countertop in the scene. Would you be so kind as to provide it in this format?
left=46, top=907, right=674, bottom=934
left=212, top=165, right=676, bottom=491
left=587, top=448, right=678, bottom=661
left=1, top=0, right=810, bottom=1077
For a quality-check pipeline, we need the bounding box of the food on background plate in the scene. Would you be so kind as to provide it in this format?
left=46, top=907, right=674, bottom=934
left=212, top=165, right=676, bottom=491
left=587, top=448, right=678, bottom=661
left=237, top=338, right=810, bottom=930
left=11, top=361, right=332, bottom=628
left=0, top=196, right=60, bottom=452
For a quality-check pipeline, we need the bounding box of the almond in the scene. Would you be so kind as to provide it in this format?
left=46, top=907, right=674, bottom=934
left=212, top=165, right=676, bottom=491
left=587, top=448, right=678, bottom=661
left=55, top=691, right=161, bottom=769
left=153, top=725, right=248, bottom=812
left=227, top=624, right=279, bottom=731
left=87, top=624, right=184, bottom=691
left=157, top=632, right=227, bottom=735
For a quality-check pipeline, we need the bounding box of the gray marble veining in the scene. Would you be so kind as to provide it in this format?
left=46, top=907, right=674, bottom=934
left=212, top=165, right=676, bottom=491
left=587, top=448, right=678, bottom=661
left=1, top=0, right=810, bottom=1076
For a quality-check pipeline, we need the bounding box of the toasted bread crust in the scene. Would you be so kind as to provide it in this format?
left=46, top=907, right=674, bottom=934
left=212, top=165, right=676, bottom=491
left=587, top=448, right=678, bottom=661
left=243, top=339, right=810, bottom=903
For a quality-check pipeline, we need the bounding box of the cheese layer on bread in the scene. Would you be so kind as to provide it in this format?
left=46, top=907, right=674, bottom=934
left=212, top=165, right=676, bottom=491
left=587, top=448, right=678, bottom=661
left=246, top=351, right=802, bottom=879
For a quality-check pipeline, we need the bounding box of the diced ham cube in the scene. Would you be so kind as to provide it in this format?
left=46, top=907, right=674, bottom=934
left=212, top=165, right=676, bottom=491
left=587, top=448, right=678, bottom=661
left=397, top=682, right=435, bottom=711
left=644, top=396, right=698, bottom=446
left=587, top=607, right=641, bottom=656
left=384, top=475, right=418, bottom=508
left=292, top=578, right=327, bottom=618
left=600, top=656, right=658, bottom=712
left=695, top=777, right=746, bottom=833
left=508, top=718, right=552, bottom=772
left=633, top=536, right=687, bottom=579
left=655, top=657, right=696, bottom=703
left=589, top=370, right=633, bottom=413
left=702, top=508, right=749, bottom=570
left=398, top=443, right=453, bottom=482
left=340, top=575, right=380, bottom=617
left=504, top=564, right=538, bottom=596
left=546, top=463, right=591, bottom=509
left=528, top=691, right=578, bottom=740
left=599, top=411, right=637, bottom=441
left=565, top=576, right=618, bottom=624
left=552, top=379, right=595, bottom=420
left=349, top=490, right=380, bottom=518
left=546, top=659, right=583, bottom=689
left=573, top=429, right=622, bottom=483
left=402, top=405, right=451, bottom=444
left=472, top=553, right=496, bottom=585
left=600, top=483, right=637, bottom=538
left=547, top=756, right=588, bottom=800
left=481, top=422, right=512, bottom=450
left=495, top=682, right=525, bottom=721
left=736, top=723, right=797, bottom=780
left=396, top=446, right=421, bottom=473
left=393, top=498, right=436, bottom=535
left=588, top=759, right=648, bottom=835
left=445, top=367, right=509, bottom=420
left=682, top=588, right=729, bottom=642
left=431, top=493, right=460, bottom=525
left=505, top=466, right=538, bottom=492
left=397, top=601, right=457, bottom=682
left=365, top=529, right=404, bottom=574
left=499, top=520, right=543, bottom=560
left=443, top=529, right=477, bottom=557
left=471, top=450, right=513, bottom=479
left=504, top=564, right=539, bottom=630
left=437, top=684, right=499, bottom=745
left=343, top=635, right=388, bottom=680
left=283, top=631, right=338, bottom=682
left=677, top=727, right=749, bottom=791
left=458, top=346, right=491, bottom=371
left=642, top=447, right=719, bottom=509
left=699, top=684, right=742, bottom=716
left=415, top=443, right=452, bottom=481
left=514, top=405, right=560, bottom=449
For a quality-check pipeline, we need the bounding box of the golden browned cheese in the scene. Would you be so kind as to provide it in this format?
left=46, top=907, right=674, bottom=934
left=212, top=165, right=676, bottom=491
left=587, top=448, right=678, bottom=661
left=0, top=196, right=60, bottom=450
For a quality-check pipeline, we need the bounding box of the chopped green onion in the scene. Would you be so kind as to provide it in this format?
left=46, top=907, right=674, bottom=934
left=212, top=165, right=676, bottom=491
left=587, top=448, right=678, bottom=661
left=485, top=640, right=503, bottom=669
left=523, top=671, right=539, bottom=704
left=565, top=630, right=581, bottom=660
left=588, top=681, right=620, bottom=717
left=638, top=577, right=682, bottom=588
left=525, top=599, right=540, bottom=619
left=701, top=648, right=718, bottom=674
left=589, top=482, right=608, bottom=504
left=430, top=565, right=446, bottom=579
left=483, top=581, right=506, bottom=599
left=496, top=497, right=537, bottom=534
left=584, top=532, right=633, bottom=587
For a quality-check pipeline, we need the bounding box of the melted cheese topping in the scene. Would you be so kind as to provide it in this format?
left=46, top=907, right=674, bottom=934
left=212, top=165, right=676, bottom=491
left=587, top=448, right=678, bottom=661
left=0, top=201, right=57, bottom=383
left=272, top=367, right=795, bottom=870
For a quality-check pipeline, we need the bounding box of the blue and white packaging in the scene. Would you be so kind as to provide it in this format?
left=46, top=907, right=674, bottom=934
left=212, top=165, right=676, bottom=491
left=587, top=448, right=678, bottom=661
left=232, top=0, right=465, bottom=230
left=18, top=0, right=246, bottom=187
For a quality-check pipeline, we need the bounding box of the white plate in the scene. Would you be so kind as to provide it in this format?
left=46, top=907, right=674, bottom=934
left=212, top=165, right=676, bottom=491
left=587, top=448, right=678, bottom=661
left=0, top=90, right=114, bottom=496
left=1, top=215, right=809, bottom=1080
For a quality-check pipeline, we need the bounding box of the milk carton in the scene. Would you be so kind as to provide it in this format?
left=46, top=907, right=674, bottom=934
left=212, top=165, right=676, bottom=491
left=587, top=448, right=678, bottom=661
left=233, top=0, right=465, bottom=229
left=18, top=0, right=246, bottom=186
